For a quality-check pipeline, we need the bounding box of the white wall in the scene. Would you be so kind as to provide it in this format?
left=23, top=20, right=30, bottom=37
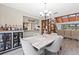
left=0, top=5, right=23, bottom=26
left=0, top=4, right=38, bottom=29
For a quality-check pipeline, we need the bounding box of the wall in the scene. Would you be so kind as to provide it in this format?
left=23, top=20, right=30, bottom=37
left=0, top=5, right=23, bottom=26
left=0, top=4, right=38, bottom=29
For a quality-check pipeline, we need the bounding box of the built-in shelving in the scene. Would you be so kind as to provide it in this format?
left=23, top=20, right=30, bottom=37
left=41, top=19, right=56, bottom=34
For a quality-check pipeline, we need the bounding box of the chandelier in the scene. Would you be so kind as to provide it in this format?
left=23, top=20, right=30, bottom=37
left=40, top=3, right=58, bottom=21
left=40, top=3, right=52, bottom=20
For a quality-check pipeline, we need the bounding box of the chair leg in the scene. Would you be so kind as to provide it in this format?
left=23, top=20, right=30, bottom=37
left=57, top=50, right=62, bottom=55
left=60, top=46, right=62, bottom=50
left=58, top=47, right=62, bottom=55
left=23, top=52, right=25, bottom=55
left=44, top=49, right=47, bottom=55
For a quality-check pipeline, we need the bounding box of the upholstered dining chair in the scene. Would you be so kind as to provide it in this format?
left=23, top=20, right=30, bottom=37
left=57, top=30, right=64, bottom=37
left=64, top=30, right=71, bottom=38
left=51, top=33, right=57, bottom=35
left=20, top=39, right=44, bottom=55
left=45, top=36, right=63, bottom=55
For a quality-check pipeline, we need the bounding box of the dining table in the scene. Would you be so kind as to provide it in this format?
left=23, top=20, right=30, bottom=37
left=22, top=34, right=59, bottom=50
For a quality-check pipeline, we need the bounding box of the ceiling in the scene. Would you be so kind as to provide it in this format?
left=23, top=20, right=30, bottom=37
left=1, top=3, right=79, bottom=19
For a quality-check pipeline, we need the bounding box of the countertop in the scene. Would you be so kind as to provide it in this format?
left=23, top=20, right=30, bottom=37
left=0, top=30, right=24, bottom=33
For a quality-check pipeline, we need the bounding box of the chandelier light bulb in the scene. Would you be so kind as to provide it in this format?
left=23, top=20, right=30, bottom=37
left=48, top=11, right=52, bottom=14
left=46, top=13, right=50, bottom=16
left=40, top=12, right=43, bottom=15
left=44, top=10, right=48, bottom=13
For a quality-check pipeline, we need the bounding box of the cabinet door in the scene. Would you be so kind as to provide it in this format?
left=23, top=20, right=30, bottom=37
left=62, top=16, right=69, bottom=22
left=5, top=33, right=12, bottom=50
left=76, top=14, right=79, bottom=21
left=56, top=17, right=63, bottom=23
left=69, top=15, right=76, bottom=21
left=76, top=16, right=79, bottom=21
left=18, top=32, right=23, bottom=46
left=0, top=33, right=4, bottom=52
left=13, top=32, right=19, bottom=48
left=2, top=33, right=12, bottom=50
left=0, top=34, right=3, bottom=42
left=0, top=42, right=4, bottom=52
left=69, top=17, right=76, bottom=21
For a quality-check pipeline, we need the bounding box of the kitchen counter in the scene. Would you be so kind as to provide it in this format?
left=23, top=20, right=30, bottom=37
left=0, top=30, right=24, bottom=33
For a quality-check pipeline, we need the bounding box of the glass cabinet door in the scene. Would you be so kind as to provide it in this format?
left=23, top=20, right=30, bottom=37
left=13, top=32, right=19, bottom=48
left=2, top=33, right=12, bottom=50
left=18, top=32, right=23, bottom=46
left=13, top=32, right=23, bottom=48
left=0, top=43, right=4, bottom=52
left=0, top=33, right=4, bottom=52
left=5, top=33, right=12, bottom=50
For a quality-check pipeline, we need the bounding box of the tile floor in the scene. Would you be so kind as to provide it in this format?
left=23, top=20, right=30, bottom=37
left=61, top=39, right=79, bottom=55
left=2, top=39, right=79, bottom=55
left=3, top=48, right=23, bottom=55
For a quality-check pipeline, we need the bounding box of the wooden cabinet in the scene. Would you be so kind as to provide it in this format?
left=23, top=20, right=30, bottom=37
left=56, top=17, right=62, bottom=23
left=76, top=14, right=79, bottom=21
left=69, top=15, right=76, bottom=21
left=69, top=17, right=76, bottom=21
left=41, top=19, right=56, bottom=34
left=76, top=16, right=79, bottom=21
left=55, top=13, right=79, bottom=23
left=62, top=16, right=69, bottom=22
left=63, top=18, right=69, bottom=22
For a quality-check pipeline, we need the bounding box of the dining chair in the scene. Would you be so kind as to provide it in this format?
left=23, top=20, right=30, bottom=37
left=20, top=39, right=45, bottom=55
left=64, top=30, right=71, bottom=38
left=51, top=33, right=58, bottom=36
left=45, top=36, right=63, bottom=55
left=71, top=30, right=79, bottom=40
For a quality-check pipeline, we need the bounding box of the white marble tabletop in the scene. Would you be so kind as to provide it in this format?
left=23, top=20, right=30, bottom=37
left=23, top=34, right=59, bottom=50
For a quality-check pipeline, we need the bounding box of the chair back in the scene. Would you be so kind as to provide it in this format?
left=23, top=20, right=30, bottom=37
left=51, top=33, right=57, bottom=36
left=20, top=39, right=37, bottom=55
left=46, top=36, right=63, bottom=52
